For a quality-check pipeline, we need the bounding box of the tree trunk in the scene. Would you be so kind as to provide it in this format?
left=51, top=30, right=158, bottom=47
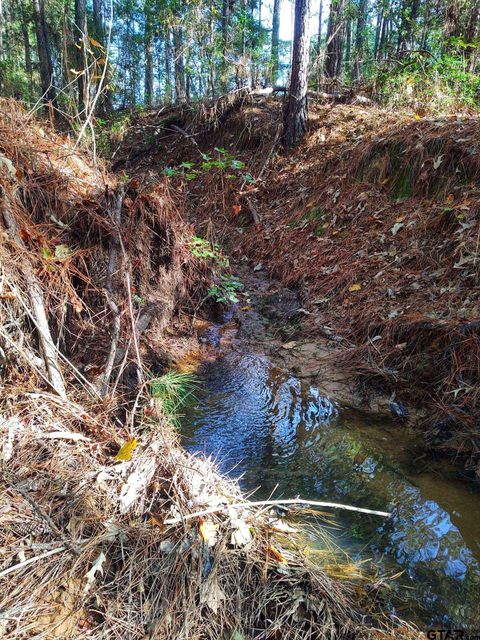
left=220, top=0, right=231, bottom=90
left=235, top=0, right=248, bottom=88
left=378, top=4, right=389, bottom=59
left=283, top=0, right=311, bottom=147
left=271, top=0, right=281, bottom=85
left=317, top=0, right=323, bottom=50
left=75, top=0, right=87, bottom=113
left=325, top=0, right=345, bottom=78
left=173, top=9, right=186, bottom=103
left=397, top=0, right=420, bottom=52
left=32, top=0, right=57, bottom=110
left=144, top=0, right=154, bottom=106
left=374, top=4, right=383, bottom=58
left=164, top=25, right=172, bottom=102
left=344, top=10, right=351, bottom=76
left=92, top=0, right=103, bottom=35
left=353, top=0, right=367, bottom=79
left=21, top=4, right=34, bottom=100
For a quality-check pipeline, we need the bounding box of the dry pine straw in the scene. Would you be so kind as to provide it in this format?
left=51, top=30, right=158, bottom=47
left=0, top=395, right=415, bottom=640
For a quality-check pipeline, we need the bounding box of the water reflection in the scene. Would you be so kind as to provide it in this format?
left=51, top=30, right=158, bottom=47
left=180, top=353, right=480, bottom=630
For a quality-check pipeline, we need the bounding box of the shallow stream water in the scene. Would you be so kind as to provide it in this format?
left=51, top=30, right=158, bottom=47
left=180, top=352, right=480, bottom=633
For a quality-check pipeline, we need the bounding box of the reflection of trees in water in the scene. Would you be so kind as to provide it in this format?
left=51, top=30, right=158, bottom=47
left=182, top=353, right=480, bottom=630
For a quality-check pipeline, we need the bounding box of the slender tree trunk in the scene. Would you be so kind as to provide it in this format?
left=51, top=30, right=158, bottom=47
left=144, top=0, right=154, bottom=106
left=374, top=4, right=383, bottom=58
left=172, top=6, right=186, bottom=103
left=344, top=10, right=351, bottom=76
left=75, top=0, right=87, bottom=113
left=32, top=0, right=57, bottom=110
left=21, top=5, right=34, bottom=99
left=317, top=0, right=323, bottom=50
left=92, top=0, right=103, bottom=35
left=221, top=0, right=230, bottom=53
left=220, top=0, right=231, bottom=90
left=283, top=0, right=311, bottom=147
left=238, top=0, right=248, bottom=87
left=378, top=5, right=389, bottom=58
left=325, top=0, right=345, bottom=78
left=315, top=0, right=324, bottom=89
left=397, top=0, right=420, bottom=53
left=353, top=0, right=367, bottom=79
left=271, top=0, right=281, bottom=85
left=164, top=25, right=172, bottom=102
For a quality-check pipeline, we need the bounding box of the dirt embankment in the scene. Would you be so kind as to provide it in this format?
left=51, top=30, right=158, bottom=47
left=0, top=99, right=419, bottom=639
left=114, top=95, right=480, bottom=477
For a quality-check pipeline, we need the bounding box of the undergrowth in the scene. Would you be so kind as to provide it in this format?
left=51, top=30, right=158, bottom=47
left=375, top=51, right=480, bottom=113
left=149, top=370, right=197, bottom=425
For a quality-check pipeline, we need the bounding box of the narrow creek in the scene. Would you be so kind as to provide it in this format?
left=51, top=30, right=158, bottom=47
left=180, top=351, right=480, bottom=632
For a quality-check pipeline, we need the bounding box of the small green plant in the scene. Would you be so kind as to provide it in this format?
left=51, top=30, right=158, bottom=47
left=149, top=370, right=197, bottom=426
left=162, top=147, right=251, bottom=183
left=208, top=273, right=243, bottom=304
left=188, top=236, right=228, bottom=266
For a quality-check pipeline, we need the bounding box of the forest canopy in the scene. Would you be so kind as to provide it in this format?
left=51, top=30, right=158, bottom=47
left=1, top=0, right=479, bottom=121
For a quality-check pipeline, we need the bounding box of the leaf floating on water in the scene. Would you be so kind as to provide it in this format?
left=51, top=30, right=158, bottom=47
left=199, top=520, right=218, bottom=547
left=115, top=438, right=137, bottom=462
left=348, top=283, right=361, bottom=292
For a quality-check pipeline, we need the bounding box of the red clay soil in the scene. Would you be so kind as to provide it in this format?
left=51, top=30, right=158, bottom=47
left=113, top=97, right=480, bottom=475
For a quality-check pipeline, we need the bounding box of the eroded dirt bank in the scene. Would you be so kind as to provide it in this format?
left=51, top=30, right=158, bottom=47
left=113, top=94, right=480, bottom=477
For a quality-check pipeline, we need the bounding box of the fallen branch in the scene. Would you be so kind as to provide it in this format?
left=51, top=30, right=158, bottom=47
left=101, top=185, right=125, bottom=396
left=244, top=196, right=261, bottom=226
left=101, top=291, right=121, bottom=397
left=164, top=498, right=391, bottom=525
left=1, top=181, right=66, bottom=399
left=0, top=547, right=66, bottom=579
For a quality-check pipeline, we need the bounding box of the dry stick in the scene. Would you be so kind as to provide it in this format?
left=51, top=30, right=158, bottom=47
left=101, top=185, right=125, bottom=397
left=255, top=122, right=283, bottom=183
left=6, top=278, right=105, bottom=402
left=164, top=499, right=391, bottom=525
left=101, top=291, right=121, bottom=397
left=1, top=185, right=66, bottom=399
left=0, top=546, right=66, bottom=579
left=244, top=196, right=261, bottom=226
